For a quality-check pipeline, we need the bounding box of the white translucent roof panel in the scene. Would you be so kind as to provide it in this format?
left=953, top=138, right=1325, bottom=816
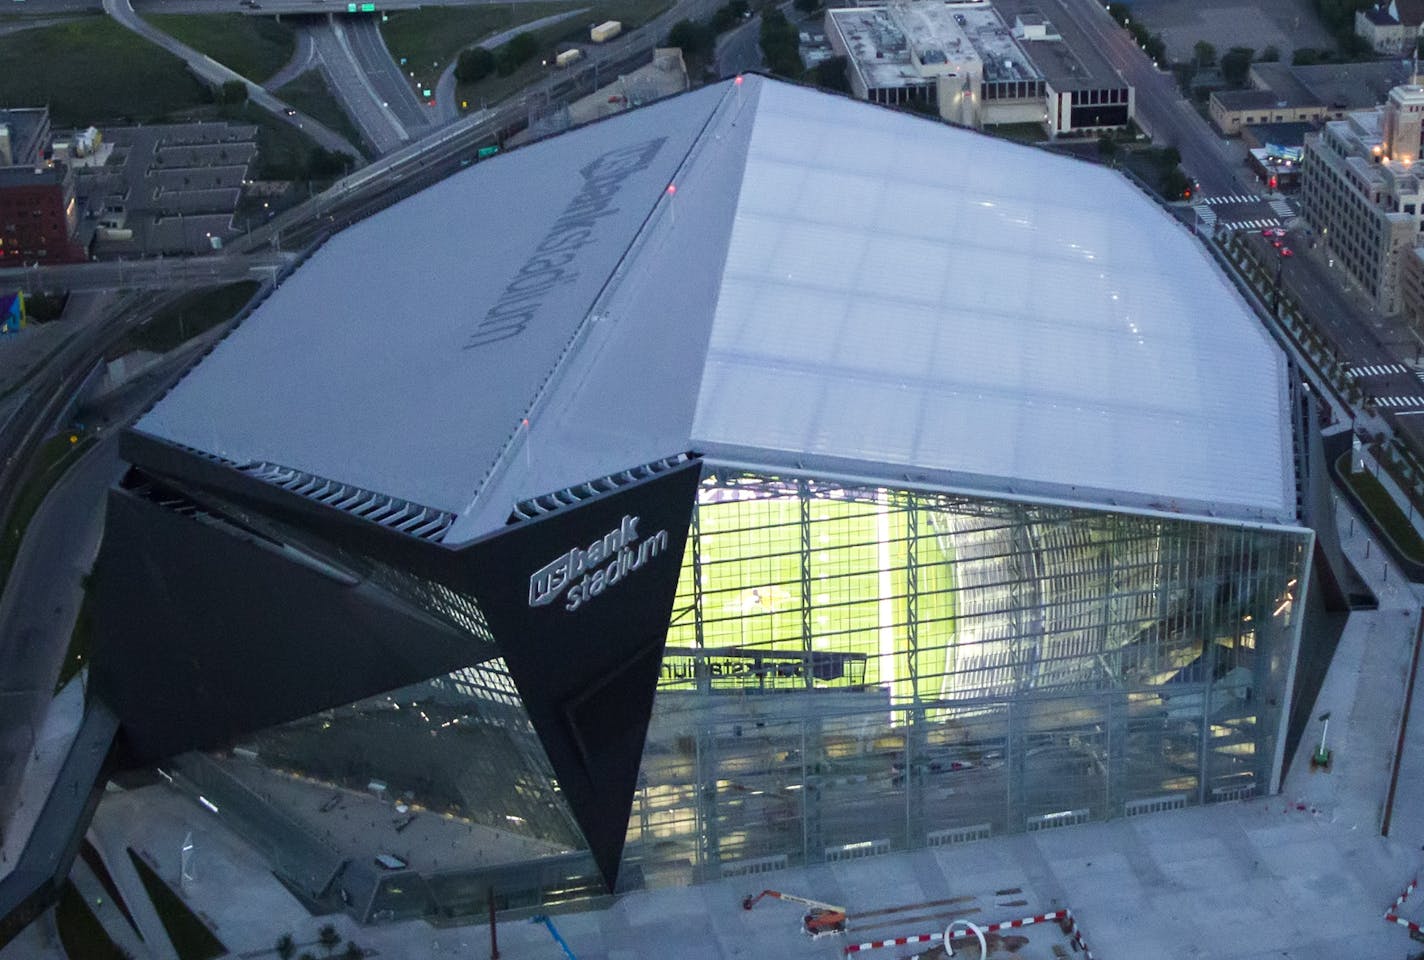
left=692, top=81, right=1293, bottom=521
left=138, top=85, right=727, bottom=515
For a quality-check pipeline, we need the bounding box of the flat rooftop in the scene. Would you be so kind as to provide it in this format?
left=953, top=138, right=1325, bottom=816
left=0, top=108, right=49, bottom=167
left=827, top=7, right=931, bottom=89
left=952, top=3, right=1040, bottom=83
left=993, top=0, right=1127, bottom=91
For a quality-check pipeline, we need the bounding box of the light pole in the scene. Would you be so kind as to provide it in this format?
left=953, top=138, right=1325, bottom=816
left=945, top=919, right=987, bottom=956
left=1312, top=710, right=1331, bottom=768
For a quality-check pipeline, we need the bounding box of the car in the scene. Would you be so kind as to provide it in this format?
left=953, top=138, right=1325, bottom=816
left=1260, top=228, right=1274, bottom=237
left=1270, top=226, right=1287, bottom=238
left=1281, top=247, right=1294, bottom=257
left=284, top=107, right=297, bottom=116
left=1271, top=239, right=1283, bottom=248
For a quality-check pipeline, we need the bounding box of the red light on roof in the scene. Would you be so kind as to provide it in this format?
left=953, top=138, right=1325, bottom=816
left=666, top=184, right=677, bottom=195
left=734, top=75, right=744, bottom=85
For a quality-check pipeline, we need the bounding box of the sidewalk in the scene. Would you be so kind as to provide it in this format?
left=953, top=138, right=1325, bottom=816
left=57, top=483, right=1424, bottom=960
left=0, top=679, right=84, bottom=879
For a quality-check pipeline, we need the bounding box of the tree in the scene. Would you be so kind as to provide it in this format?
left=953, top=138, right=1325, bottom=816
left=276, top=933, right=296, bottom=960
left=496, top=32, right=539, bottom=76
left=1097, top=134, right=1118, bottom=161
left=456, top=46, right=495, bottom=83
left=1158, top=145, right=1182, bottom=169
left=1143, top=34, right=1167, bottom=64
left=759, top=8, right=803, bottom=78
left=342, top=942, right=363, bottom=960
left=1259, top=44, right=1280, bottom=62
left=666, top=19, right=713, bottom=58
left=793, top=0, right=819, bottom=14
left=318, top=924, right=341, bottom=955
left=710, top=0, right=748, bottom=33
left=1193, top=40, right=1216, bottom=68
left=1292, top=46, right=1326, bottom=65
left=810, top=56, right=851, bottom=94
left=1161, top=165, right=1191, bottom=200
left=1220, top=46, right=1254, bottom=86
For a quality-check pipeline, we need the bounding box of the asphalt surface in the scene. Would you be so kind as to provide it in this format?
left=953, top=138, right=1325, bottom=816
left=0, top=250, right=294, bottom=291
left=309, top=15, right=410, bottom=153
left=103, top=0, right=366, bottom=159
left=345, top=14, right=433, bottom=132
left=1056, top=0, right=1256, bottom=198
left=714, top=14, right=760, bottom=77
left=263, top=21, right=319, bottom=90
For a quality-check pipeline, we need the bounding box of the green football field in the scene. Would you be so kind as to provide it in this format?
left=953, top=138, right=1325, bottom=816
left=665, top=493, right=957, bottom=703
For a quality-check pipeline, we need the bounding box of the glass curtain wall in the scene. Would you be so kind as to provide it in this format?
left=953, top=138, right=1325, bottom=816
left=628, top=472, right=1310, bottom=881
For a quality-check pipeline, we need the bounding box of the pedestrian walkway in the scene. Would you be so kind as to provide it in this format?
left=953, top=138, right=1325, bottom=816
left=1370, top=395, right=1424, bottom=408
left=1349, top=363, right=1410, bottom=378
left=1201, top=193, right=1259, bottom=205
left=1221, top=217, right=1280, bottom=232
left=1269, top=198, right=1294, bottom=220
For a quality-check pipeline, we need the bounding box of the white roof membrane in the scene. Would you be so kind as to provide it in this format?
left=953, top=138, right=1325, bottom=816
left=691, top=81, right=1293, bottom=521
left=137, top=76, right=1295, bottom=540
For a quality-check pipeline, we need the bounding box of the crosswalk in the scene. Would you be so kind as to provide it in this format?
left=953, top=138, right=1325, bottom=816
left=1268, top=199, right=1294, bottom=220
left=1196, top=207, right=1218, bottom=226
left=1350, top=363, right=1412, bottom=377
left=1221, top=218, right=1280, bottom=232
left=1371, top=395, right=1424, bottom=408
left=1201, top=194, right=1258, bottom=205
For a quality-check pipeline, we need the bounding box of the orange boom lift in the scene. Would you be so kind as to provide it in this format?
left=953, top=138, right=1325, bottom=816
left=741, top=889, right=848, bottom=936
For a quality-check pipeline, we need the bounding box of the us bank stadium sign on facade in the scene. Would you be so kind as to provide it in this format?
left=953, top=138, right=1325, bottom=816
left=528, top=515, right=670, bottom=612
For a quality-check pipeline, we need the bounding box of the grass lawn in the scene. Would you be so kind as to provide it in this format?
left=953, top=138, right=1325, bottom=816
left=277, top=70, right=368, bottom=157
left=382, top=0, right=670, bottom=108
left=142, top=13, right=296, bottom=83
left=379, top=2, right=576, bottom=92
left=1338, top=453, right=1424, bottom=564
left=127, top=849, right=227, bottom=960
left=989, top=122, right=1049, bottom=144
left=0, top=17, right=210, bottom=125
left=126, top=280, right=260, bottom=354
left=666, top=494, right=956, bottom=703
left=55, top=880, right=128, bottom=960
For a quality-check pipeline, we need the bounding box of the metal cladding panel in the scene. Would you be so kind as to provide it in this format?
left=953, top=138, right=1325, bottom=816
left=135, top=83, right=729, bottom=516
left=89, top=487, right=489, bottom=762
left=690, top=79, right=1295, bottom=523
left=463, top=459, right=701, bottom=892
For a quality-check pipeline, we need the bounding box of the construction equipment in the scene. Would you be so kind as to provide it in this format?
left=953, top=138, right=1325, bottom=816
left=741, top=889, right=847, bottom=936
left=530, top=915, right=577, bottom=959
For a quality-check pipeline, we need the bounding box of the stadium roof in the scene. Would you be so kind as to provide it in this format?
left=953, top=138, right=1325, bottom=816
left=136, top=75, right=1297, bottom=543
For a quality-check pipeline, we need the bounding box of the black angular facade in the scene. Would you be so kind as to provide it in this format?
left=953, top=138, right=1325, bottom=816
left=90, top=433, right=702, bottom=893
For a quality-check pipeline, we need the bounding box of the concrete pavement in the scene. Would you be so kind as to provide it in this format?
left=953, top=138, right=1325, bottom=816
left=41, top=449, right=1424, bottom=960
left=0, top=438, right=123, bottom=858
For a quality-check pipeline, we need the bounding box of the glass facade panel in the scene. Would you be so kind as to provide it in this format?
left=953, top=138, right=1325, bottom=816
left=629, top=472, right=1310, bottom=881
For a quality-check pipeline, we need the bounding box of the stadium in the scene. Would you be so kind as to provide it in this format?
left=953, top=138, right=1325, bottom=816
left=86, top=74, right=1325, bottom=923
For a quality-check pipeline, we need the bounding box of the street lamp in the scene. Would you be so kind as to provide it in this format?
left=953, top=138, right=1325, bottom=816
left=1311, top=711, right=1332, bottom=768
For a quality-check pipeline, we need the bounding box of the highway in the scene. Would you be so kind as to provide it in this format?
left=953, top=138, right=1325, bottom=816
left=309, top=16, right=410, bottom=153
left=346, top=14, right=433, bottom=133
left=102, top=0, right=366, bottom=160
left=263, top=21, right=319, bottom=90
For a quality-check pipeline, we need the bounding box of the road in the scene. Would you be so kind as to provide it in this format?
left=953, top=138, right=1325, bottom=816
left=309, top=15, right=410, bottom=154
left=345, top=14, right=433, bottom=133
left=263, top=21, right=319, bottom=90
left=433, top=8, right=591, bottom=123
left=714, top=14, right=760, bottom=77
left=102, top=0, right=366, bottom=160
left=0, top=250, right=296, bottom=292
left=1057, top=0, right=1252, bottom=199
